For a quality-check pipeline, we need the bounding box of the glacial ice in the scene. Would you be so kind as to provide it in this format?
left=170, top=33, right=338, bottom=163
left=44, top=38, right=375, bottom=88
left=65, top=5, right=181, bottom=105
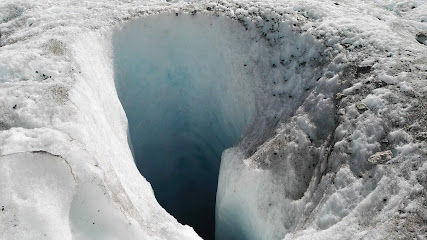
left=0, top=0, right=426, bottom=240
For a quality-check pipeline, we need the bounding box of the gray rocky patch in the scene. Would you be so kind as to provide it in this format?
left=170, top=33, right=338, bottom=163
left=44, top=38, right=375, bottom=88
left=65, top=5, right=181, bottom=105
left=368, top=150, right=393, bottom=164
left=335, top=93, right=345, bottom=100
left=356, top=102, right=368, bottom=111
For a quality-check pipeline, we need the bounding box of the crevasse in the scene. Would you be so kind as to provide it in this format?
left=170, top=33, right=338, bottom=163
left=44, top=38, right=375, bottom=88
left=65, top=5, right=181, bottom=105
left=113, top=14, right=258, bottom=240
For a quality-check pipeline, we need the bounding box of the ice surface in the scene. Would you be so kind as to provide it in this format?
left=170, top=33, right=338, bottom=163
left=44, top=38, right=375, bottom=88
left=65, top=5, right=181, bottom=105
left=0, top=0, right=426, bottom=240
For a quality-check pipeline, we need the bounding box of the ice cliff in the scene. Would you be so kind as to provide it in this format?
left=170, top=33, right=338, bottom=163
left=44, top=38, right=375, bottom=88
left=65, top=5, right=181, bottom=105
left=0, top=0, right=426, bottom=239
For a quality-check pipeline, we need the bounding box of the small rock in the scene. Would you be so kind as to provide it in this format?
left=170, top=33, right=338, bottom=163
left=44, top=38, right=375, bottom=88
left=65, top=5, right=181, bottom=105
left=381, top=138, right=389, bottom=143
left=342, top=43, right=352, bottom=48
left=356, top=102, right=368, bottom=111
left=335, top=93, right=345, bottom=100
left=338, top=108, right=345, bottom=115
left=416, top=32, right=427, bottom=46
left=368, top=150, right=393, bottom=164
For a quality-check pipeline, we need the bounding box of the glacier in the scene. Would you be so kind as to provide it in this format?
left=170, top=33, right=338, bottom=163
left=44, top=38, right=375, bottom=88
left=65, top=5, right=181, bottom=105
left=0, top=0, right=426, bottom=240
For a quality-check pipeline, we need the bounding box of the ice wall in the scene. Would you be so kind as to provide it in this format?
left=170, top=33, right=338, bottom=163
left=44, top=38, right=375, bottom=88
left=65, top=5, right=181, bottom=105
left=213, top=11, right=337, bottom=240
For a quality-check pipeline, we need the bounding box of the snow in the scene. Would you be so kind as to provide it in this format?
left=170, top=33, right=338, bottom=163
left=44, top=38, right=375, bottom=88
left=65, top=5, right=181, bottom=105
left=0, top=0, right=426, bottom=240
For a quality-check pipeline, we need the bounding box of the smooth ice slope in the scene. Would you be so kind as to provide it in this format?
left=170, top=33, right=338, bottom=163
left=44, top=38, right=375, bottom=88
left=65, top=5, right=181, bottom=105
left=113, top=14, right=257, bottom=239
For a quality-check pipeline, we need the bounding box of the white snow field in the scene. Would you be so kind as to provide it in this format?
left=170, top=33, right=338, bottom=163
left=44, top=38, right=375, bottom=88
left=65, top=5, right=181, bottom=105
left=0, top=0, right=426, bottom=239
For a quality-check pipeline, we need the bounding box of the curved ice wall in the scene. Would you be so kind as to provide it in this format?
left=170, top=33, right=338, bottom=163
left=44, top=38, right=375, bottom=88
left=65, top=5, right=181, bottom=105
left=113, top=14, right=260, bottom=239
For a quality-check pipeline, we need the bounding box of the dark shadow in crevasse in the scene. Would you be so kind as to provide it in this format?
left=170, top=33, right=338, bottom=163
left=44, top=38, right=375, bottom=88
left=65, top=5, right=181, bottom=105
left=112, top=14, right=255, bottom=239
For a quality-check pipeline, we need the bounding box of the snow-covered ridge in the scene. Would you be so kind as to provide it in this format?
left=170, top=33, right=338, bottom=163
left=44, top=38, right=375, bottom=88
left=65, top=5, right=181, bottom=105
left=0, top=0, right=426, bottom=239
